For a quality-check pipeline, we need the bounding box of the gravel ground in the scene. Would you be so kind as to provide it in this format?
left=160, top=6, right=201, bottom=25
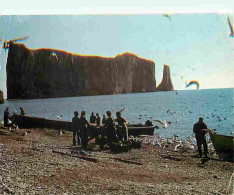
left=0, top=127, right=233, bottom=195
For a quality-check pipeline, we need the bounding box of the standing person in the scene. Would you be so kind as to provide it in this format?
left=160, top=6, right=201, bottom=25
left=80, top=111, right=91, bottom=149
left=90, top=112, right=96, bottom=123
left=105, top=111, right=118, bottom=142
left=102, top=114, right=107, bottom=125
left=72, top=111, right=81, bottom=146
left=3, top=107, right=10, bottom=127
left=193, top=117, right=209, bottom=158
left=115, top=111, right=128, bottom=141
left=20, top=107, right=25, bottom=115
left=96, top=113, right=101, bottom=126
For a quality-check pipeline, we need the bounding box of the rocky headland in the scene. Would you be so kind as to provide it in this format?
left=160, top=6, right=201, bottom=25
left=6, top=43, right=157, bottom=99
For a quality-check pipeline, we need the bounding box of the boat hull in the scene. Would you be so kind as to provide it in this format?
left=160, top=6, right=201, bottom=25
left=209, top=131, right=234, bottom=162
left=12, top=114, right=154, bottom=136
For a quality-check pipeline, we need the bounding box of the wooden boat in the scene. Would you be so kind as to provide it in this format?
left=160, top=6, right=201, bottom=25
left=209, top=131, right=234, bottom=162
left=12, top=114, right=155, bottom=136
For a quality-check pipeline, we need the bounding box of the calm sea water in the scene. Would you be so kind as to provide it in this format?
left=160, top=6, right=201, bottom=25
left=0, top=88, right=233, bottom=139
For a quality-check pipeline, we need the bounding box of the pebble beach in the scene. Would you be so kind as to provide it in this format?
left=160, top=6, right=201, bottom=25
left=0, top=127, right=233, bottom=195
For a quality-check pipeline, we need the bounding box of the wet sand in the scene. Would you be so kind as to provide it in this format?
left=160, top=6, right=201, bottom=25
left=0, top=127, right=233, bottom=195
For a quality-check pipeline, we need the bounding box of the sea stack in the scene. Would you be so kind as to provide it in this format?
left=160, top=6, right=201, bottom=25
left=0, top=90, right=4, bottom=104
left=6, top=43, right=157, bottom=99
left=157, top=64, right=174, bottom=91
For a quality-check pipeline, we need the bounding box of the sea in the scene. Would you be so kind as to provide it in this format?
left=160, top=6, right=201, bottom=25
left=0, top=88, right=233, bottom=140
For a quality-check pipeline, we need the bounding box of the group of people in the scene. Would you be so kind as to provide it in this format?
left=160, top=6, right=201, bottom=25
left=72, top=110, right=128, bottom=149
left=2, top=106, right=210, bottom=158
left=3, top=107, right=25, bottom=127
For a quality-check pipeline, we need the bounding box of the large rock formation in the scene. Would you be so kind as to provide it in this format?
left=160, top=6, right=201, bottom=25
left=0, top=90, right=4, bottom=104
left=156, top=64, right=174, bottom=91
left=6, top=43, right=157, bottom=99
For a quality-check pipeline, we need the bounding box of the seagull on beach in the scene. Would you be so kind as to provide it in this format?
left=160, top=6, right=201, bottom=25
left=228, top=16, right=234, bottom=37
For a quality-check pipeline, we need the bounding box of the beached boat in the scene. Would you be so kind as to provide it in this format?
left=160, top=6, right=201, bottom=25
left=209, top=131, right=234, bottom=162
left=12, top=114, right=155, bottom=136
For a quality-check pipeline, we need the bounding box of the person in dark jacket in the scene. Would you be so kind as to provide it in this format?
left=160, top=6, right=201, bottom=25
left=72, top=111, right=81, bottom=146
left=4, top=107, right=10, bottom=127
left=96, top=113, right=101, bottom=126
left=105, top=111, right=118, bottom=142
left=193, top=117, right=209, bottom=158
left=102, top=114, right=107, bottom=125
left=90, top=112, right=96, bottom=123
left=80, top=111, right=90, bottom=149
left=115, top=111, right=128, bottom=141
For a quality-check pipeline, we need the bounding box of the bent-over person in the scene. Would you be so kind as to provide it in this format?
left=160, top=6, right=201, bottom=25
left=193, top=117, right=209, bottom=158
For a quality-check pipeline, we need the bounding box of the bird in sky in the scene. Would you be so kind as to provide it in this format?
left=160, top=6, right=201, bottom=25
left=0, top=36, right=28, bottom=50
left=228, top=16, right=234, bottom=37
left=163, top=14, right=171, bottom=21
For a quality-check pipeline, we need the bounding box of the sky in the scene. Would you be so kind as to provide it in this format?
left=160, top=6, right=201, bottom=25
left=0, top=1, right=234, bottom=97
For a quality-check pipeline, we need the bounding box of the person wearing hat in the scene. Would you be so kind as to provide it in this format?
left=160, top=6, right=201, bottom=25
left=72, top=111, right=81, bottom=146
left=193, top=117, right=209, bottom=158
left=80, top=111, right=91, bottom=149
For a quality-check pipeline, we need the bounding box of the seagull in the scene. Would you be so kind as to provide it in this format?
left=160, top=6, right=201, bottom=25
left=228, top=16, right=234, bottom=37
left=163, top=14, right=171, bottom=21
left=0, top=36, right=28, bottom=50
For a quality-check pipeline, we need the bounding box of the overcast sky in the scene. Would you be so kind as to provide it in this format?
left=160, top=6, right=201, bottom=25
left=0, top=1, right=233, bottom=96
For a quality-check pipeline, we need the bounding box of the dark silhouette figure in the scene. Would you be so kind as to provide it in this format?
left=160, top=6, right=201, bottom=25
left=193, top=117, right=209, bottom=158
left=3, top=107, right=10, bottom=127
left=105, top=111, right=118, bottom=142
left=90, top=112, right=96, bottom=123
left=20, top=107, right=25, bottom=115
left=72, top=111, right=81, bottom=146
left=115, top=111, right=128, bottom=141
left=96, top=113, right=101, bottom=126
left=102, top=114, right=107, bottom=125
left=80, top=111, right=90, bottom=149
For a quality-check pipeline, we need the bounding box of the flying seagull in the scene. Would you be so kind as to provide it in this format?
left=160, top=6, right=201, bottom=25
left=0, top=36, right=28, bottom=50
left=228, top=16, right=234, bottom=37
left=163, top=14, right=171, bottom=21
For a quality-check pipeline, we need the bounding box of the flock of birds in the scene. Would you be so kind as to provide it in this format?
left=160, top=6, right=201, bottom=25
left=138, top=132, right=216, bottom=155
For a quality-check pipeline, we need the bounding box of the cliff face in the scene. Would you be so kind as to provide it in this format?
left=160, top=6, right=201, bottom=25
left=156, top=64, right=174, bottom=91
left=6, top=43, right=156, bottom=99
left=0, top=90, right=4, bottom=104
